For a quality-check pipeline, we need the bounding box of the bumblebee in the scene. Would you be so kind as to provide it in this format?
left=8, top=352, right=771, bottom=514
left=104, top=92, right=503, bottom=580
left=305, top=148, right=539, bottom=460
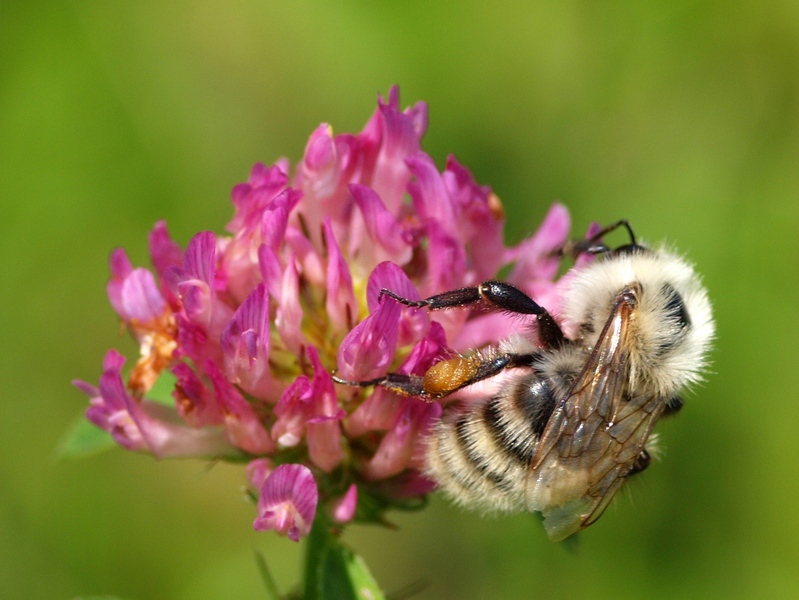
left=337, top=221, right=714, bottom=540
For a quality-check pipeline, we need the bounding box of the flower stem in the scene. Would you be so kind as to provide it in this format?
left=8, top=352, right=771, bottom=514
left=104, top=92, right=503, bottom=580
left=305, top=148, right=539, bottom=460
left=302, top=515, right=386, bottom=600
left=302, top=515, right=330, bottom=600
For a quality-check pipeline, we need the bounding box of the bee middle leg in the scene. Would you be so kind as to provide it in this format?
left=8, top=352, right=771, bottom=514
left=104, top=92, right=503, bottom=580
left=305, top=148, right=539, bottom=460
left=334, top=282, right=559, bottom=399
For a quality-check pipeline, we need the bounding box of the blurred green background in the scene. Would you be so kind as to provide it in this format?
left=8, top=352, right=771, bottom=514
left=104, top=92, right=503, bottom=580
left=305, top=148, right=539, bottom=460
left=2, top=1, right=798, bottom=598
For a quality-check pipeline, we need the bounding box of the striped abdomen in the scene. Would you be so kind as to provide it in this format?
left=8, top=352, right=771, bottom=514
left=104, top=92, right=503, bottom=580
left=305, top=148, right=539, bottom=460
left=424, top=373, right=557, bottom=513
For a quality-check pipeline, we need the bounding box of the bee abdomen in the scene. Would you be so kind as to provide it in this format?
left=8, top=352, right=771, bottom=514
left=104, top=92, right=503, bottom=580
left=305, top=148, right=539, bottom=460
left=425, top=407, right=527, bottom=512
left=424, top=374, right=557, bottom=513
left=488, top=375, right=557, bottom=455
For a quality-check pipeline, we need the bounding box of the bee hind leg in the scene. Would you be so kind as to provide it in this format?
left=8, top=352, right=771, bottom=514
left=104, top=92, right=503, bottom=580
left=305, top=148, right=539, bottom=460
left=331, top=372, right=426, bottom=397
left=333, top=351, right=540, bottom=400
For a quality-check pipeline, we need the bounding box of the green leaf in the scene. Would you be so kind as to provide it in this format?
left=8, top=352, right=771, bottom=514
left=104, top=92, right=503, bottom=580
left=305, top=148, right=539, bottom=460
left=304, top=517, right=385, bottom=600
left=320, top=543, right=385, bottom=600
left=254, top=550, right=283, bottom=600
left=73, top=596, right=130, bottom=600
left=56, top=414, right=116, bottom=460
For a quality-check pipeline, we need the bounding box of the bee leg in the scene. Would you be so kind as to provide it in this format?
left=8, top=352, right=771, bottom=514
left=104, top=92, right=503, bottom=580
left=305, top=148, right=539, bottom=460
left=330, top=372, right=427, bottom=397
left=627, top=449, right=652, bottom=477
left=338, top=282, right=559, bottom=397
left=381, top=281, right=564, bottom=349
left=333, top=351, right=539, bottom=399
left=417, top=351, right=540, bottom=398
left=663, top=396, right=684, bottom=417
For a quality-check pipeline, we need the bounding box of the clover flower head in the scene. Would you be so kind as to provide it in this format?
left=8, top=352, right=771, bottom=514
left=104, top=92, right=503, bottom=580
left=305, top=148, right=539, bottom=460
left=73, top=86, right=573, bottom=541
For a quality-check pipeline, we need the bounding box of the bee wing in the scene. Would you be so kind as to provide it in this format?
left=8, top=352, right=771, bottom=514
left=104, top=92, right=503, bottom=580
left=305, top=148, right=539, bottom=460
left=526, top=291, right=665, bottom=541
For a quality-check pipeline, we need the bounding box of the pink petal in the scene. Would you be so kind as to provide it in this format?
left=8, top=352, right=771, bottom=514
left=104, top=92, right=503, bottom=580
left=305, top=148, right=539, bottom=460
left=246, top=458, right=274, bottom=490
left=407, top=151, right=456, bottom=232
left=254, top=464, right=318, bottom=542
left=323, top=219, right=358, bottom=335
left=284, top=227, right=326, bottom=288
left=83, top=351, right=232, bottom=458
left=398, top=321, right=449, bottom=375
left=148, top=221, right=183, bottom=279
left=257, top=244, right=283, bottom=300
left=359, top=87, right=425, bottom=214
left=303, top=124, right=336, bottom=172
left=107, top=248, right=133, bottom=318
left=306, top=419, right=342, bottom=473
left=333, top=484, right=358, bottom=523
left=443, top=155, right=506, bottom=280
left=261, top=188, right=302, bottom=251
left=507, top=203, right=570, bottom=285
left=295, top=124, right=358, bottom=249
left=451, top=310, right=525, bottom=352
left=171, top=362, right=223, bottom=427
left=421, top=223, right=468, bottom=334
left=364, top=399, right=441, bottom=480
left=336, top=299, right=400, bottom=381
left=227, top=162, right=290, bottom=234
left=305, top=347, right=344, bottom=472
left=275, top=256, right=305, bottom=355
left=365, top=261, right=419, bottom=312
left=165, top=231, right=221, bottom=331
left=184, top=231, right=216, bottom=286
left=345, top=322, right=448, bottom=437
left=120, top=268, right=166, bottom=323
left=350, top=184, right=412, bottom=268
left=205, top=360, right=275, bottom=454
left=272, top=376, right=313, bottom=447
left=366, top=262, right=427, bottom=346
left=221, top=283, right=281, bottom=401
left=345, top=387, right=405, bottom=437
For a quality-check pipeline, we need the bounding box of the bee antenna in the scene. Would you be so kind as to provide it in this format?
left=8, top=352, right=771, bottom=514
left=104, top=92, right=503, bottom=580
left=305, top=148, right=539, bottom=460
left=617, top=220, right=637, bottom=246
left=565, top=219, right=641, bottom=258
left=590, top=219, right=637, bottom=247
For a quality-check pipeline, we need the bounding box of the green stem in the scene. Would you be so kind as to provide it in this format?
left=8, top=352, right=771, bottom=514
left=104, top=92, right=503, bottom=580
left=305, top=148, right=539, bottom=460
left=302, top=515, right=386, bottom=600
left=303, top=514, right=332, bottom=600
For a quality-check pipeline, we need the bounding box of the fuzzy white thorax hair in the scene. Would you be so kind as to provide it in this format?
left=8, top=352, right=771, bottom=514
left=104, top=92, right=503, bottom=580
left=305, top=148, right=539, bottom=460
left=560, top=246, right=714, bottom=398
